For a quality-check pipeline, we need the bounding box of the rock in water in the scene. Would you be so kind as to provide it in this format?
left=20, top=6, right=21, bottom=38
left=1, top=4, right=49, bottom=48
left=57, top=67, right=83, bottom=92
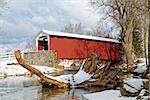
left=120, top=78, right=149, bottom=97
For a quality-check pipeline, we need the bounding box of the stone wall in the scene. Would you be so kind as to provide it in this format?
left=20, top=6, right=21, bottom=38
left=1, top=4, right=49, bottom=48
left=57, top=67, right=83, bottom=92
left=23, top=51, right=57, bottom=67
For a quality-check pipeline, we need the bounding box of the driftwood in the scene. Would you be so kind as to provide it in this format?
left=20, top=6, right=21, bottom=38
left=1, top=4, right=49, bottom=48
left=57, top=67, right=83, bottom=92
left=80, top=62, right=119, bottom=86
left=14, top=50, right=68, bottom=88
left=14, top=50, right=115, bottom=88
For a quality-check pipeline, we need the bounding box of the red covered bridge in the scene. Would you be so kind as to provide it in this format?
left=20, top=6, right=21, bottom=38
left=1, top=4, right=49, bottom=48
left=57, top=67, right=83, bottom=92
left=36, top=30, right=121, bottom=61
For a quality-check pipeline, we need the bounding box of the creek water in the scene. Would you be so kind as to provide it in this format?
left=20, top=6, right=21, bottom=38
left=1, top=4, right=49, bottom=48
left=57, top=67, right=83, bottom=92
left=0, top=76, right=105, bottom=100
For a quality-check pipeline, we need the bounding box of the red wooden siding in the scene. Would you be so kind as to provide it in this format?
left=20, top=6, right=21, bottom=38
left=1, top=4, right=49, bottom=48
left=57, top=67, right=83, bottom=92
left=49, top=36, right=121, bottom=60
left=38, top=40, right=43, bottom=51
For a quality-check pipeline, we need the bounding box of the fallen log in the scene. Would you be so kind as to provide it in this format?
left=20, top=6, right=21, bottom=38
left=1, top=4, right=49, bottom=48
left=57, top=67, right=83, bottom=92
left=14, top=50, right=68, bottom=88
left=14, top=50, right=115, bottom=88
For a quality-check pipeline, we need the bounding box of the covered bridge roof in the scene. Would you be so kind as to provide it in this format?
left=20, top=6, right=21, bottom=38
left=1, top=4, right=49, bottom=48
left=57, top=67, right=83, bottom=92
left=39, top=29, right=120, bottom=43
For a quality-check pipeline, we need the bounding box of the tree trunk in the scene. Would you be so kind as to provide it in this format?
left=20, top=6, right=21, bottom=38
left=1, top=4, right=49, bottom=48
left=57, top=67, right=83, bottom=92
left=122, top=19, right=134, bottom=65
left=147, top=0, right=150, bottom=74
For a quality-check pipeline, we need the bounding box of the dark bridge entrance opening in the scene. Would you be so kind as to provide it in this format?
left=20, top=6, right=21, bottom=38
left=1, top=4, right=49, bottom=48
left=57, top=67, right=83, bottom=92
left=38, top=36, right=48, bottom=50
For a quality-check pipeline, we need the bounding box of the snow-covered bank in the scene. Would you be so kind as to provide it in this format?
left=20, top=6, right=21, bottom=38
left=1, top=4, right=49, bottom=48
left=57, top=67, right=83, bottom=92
left=83, top=77, right=149, bottom=100
left=83, top=90, right=149, bottom=100
left=58, top=59, right=80, bottom=70
left=0, top=76, right=40, bottom=87
left=82, top=58, right=149, bottom=100
left=123, top=78, right=148, bottom=93
left=133, top=63, right=147, bottom=74
left=0, top=60, right=60, bottom=77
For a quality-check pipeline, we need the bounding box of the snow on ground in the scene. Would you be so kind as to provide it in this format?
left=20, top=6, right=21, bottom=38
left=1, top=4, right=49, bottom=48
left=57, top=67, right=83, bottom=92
left=123, top=78, right=148, bottom=93
left=32, top=65, right=59, bottom=74
left=0, top=60, right=60, bottom=77
left=0, top=65, right=28, bottom=76
left=0, top=76, right=40, bottom=87
left=46, top=60, right=92, bottom=86
left=58, top=70, right=92, bottom=85
left=83, top=78, right=149, bottom=100
left=58, top=60, right=74, bottom=70
left=45, top=68, right=92, bottom=86
left=0, top=59, right=91, bottom=86
left=83, top=90, right=149, bottom=100
left=133, top=63, right=147, bottom=74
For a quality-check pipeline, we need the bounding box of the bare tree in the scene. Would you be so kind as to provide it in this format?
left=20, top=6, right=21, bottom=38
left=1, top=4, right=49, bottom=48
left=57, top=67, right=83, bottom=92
left=91, top=0, right=148, bottom=64
left=88, top=24, right=113, bottom=38
left=63, top=23, right=83, bottom=34
left=25, top=39, right=36, bottom=51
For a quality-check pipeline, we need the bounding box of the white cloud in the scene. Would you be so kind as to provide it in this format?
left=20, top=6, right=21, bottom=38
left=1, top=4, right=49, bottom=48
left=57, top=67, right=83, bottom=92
left=0, top=0, right=101, bottom=51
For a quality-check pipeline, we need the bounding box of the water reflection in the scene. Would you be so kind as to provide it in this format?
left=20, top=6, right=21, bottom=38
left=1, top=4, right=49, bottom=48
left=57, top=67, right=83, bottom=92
left=40, top=87, right=106, bottom=100
left=0, top=76, right=105, bottom=100
left=0, top=86, right=42, bottom=100
left=0, top=76, right=42, bottom=100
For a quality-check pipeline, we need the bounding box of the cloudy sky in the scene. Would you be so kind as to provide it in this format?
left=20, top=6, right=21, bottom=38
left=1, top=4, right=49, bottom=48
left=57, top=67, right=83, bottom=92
left=0, top=0, right=118, bottom=52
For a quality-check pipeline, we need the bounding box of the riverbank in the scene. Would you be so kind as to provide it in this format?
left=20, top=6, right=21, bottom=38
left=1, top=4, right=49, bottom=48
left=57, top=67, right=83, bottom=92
left=0, top=60, right=60, bottom=77
left=83, top=89, right=149, bottom=100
